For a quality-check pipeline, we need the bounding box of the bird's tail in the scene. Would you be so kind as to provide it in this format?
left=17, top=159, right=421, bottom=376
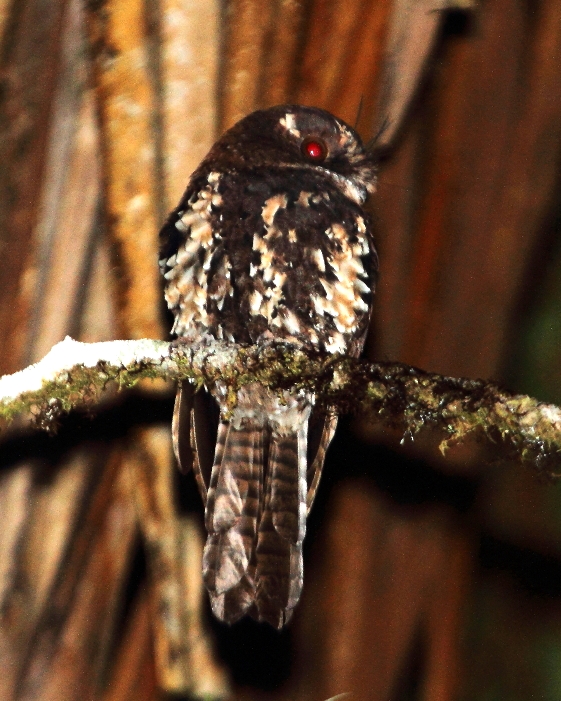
left=202, top=418, right=307, bottom=628
left=254, top=427, right=307, bottom=627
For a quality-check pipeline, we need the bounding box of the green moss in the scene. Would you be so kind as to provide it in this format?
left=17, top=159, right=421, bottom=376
left=1, top=341, right=560, bottom=475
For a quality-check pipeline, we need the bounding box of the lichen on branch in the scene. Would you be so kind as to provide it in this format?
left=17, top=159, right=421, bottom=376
left=0, top=336, right=560, bottom=474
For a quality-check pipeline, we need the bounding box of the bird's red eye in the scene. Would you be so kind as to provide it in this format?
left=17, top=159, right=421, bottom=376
left=301, top=138, right=327, bottom=162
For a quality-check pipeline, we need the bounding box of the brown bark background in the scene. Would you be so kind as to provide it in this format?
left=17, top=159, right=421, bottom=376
left=1, top=1, right=561, bottom=700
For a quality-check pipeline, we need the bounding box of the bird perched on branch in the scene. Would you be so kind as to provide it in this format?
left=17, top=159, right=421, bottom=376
left=159, top=105, right=378, bottom=628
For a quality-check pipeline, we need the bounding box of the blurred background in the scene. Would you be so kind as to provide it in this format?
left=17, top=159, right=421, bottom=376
left=1, top=0, right=561, bottom=699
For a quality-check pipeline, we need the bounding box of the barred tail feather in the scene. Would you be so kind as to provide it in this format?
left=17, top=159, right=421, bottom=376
left=255, top=426, right=307, bottom=628
left=199, top=406, right=333, bottom=627
left=202, top=422, right=263, bottom=616
left=208, top=574, right=256, bottom=624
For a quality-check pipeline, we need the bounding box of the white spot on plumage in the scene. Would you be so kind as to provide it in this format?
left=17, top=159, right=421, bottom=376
left=250, top=290, right=263, bottom=315
left=320, top=170, right=366, bottom=205
left=203, top=250, right=213, bottom=271
left=323, top=299, right=340, bottom=318
left=324, top=333, right=346, bottom=354
left=282, top=309, right=301, bottom=334
left=272, top=271, right=286, bottom=289
left=190, top=219, right=212, bottom=243
left=334, top=284, right=355, bottom=303
left=192, top=197, right=210, bottom=213
left=262, top=194, right=287, bottom=226
left=263, top=225, right=281, bottom=240
left=312, top=296, right=325, bottom=316
left=320, top=279, right=334, bottom=301
left=179, top=211, right=199, bottom=228
left=177, top=267, right=195, bottom=287
left=348, top=256, right=367, bottom=277
left=354, top=278, right=370, bottom=294
left=261, top=248, right=274, bottom=268
left=354, top=297, right=370, bottom=313
left=253, top=233, right=265, bottom=252
left=311, top=248, right=325, bottom=272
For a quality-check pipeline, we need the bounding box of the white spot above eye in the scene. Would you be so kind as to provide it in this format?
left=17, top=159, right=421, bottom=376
left=279, top=113, right=301, bottom=138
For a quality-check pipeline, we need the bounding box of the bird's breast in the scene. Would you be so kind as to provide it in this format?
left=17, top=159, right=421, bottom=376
left=162, top=170, right=376, bottom=353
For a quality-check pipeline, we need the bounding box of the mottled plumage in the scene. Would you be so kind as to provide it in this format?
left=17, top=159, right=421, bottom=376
left=160, top=105, right=378, bottom=628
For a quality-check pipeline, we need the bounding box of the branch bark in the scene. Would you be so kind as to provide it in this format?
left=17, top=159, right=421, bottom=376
left=1, top=336, right=560, bottom=475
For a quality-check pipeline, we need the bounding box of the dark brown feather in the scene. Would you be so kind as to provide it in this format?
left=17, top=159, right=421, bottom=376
left=172, top=381, right=195, bottom=475
left=306, top=413, right=338, bottom=512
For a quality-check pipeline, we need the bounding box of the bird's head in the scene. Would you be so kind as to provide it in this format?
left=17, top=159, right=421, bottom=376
left=197, top=105, right=378, bottom=205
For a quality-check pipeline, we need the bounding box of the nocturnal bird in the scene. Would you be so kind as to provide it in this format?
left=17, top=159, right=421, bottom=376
left=159, top=105, right=378, bottom=628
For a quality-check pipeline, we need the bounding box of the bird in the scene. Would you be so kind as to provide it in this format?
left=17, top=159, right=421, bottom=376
left=159, top=105, right=378, bottom=628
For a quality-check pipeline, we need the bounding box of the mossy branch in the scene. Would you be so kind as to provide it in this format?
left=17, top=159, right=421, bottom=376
left=0, top=336, right=560, bottom=475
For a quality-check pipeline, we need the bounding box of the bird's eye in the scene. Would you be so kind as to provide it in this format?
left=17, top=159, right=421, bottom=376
left=301, top=138, right=327, bottom=162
